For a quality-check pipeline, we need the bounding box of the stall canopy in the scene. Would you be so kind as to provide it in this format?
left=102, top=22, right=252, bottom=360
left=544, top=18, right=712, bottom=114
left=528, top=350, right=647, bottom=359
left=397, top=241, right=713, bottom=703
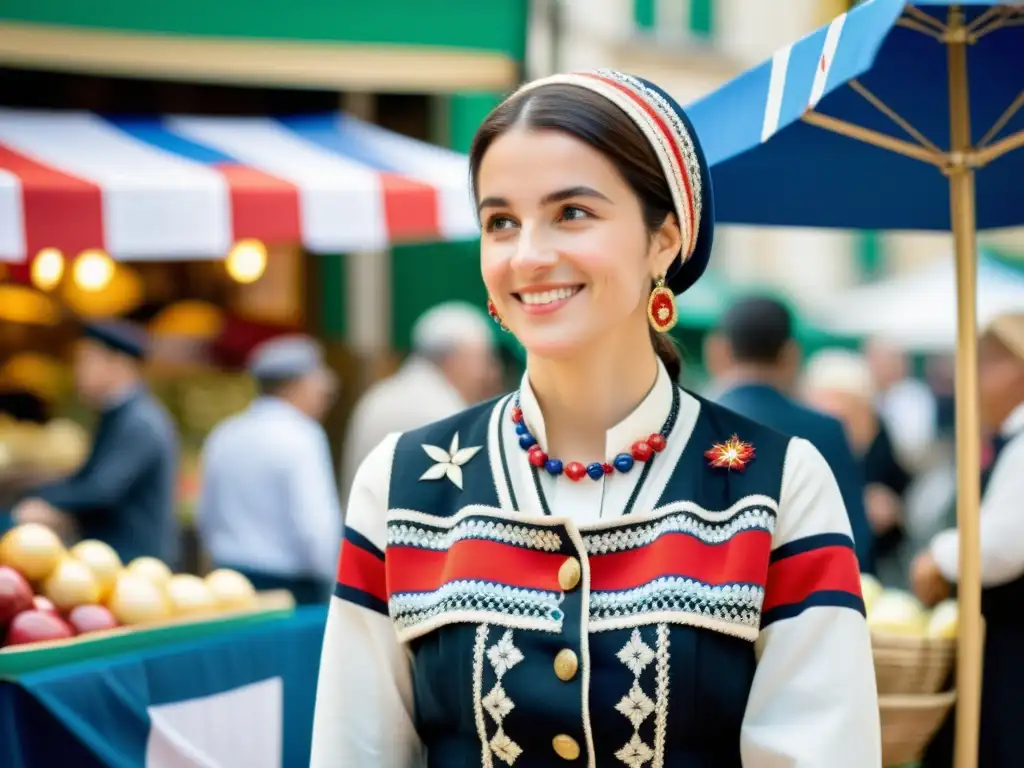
left=0, top=108, right=479, bottom=262
left=819, top=251, right=1024, bottom=351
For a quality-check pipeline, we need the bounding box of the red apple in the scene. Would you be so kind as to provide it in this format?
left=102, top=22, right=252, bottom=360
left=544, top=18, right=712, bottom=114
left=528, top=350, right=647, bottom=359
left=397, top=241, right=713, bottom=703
left=33, top=595, right=59, bottom=618
left=4, top=609, right=74, bottom=646
left=67, top=604, right=119, bottom=635
left=0, top=565, right=34, bottom=626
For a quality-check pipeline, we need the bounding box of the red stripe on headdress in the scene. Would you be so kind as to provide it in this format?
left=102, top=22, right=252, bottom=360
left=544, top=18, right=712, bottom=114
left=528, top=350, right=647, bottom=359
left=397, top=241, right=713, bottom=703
left=580, top=72, right=697, bottom=258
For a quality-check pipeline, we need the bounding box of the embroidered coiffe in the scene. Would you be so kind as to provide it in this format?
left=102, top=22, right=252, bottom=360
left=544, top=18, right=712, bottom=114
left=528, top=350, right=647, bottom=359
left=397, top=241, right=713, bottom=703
left=313, top=364, right=881, bottom=767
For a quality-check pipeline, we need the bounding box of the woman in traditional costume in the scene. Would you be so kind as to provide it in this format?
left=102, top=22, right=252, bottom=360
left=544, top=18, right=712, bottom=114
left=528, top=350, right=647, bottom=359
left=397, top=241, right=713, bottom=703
left=311, top=71, right=881, bottom=767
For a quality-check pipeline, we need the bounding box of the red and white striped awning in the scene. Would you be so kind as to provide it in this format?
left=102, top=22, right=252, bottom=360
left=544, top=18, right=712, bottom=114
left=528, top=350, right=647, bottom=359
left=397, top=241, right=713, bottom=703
left=0, top=108, right=479, bottom=262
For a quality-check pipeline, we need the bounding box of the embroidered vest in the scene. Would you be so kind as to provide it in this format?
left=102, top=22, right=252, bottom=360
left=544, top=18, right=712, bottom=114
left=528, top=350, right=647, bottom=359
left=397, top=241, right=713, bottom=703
left=384, top=393, right=794, bottom=768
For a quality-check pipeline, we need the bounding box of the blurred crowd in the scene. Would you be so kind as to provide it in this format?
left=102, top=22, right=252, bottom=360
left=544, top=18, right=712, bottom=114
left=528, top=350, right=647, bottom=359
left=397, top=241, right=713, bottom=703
left=1, top=293, right=973, bottom=604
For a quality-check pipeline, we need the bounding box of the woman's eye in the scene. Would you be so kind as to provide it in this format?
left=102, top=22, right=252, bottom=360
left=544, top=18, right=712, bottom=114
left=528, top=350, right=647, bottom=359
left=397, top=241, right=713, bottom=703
left=558, top=205, right=591, bottom=222
left=485, top=215, right=517, bottom=232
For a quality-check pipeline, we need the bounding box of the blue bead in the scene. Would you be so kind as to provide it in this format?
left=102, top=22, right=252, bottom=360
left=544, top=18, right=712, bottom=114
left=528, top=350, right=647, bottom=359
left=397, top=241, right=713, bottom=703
left=519, top=434, right=537, bottom=450
left=545, top=458, right=564, bottom=475
left=515, top=422, right=528, bottom=435
left=613, top=453, right=635, bottom=473
left=586, top=462, right=605, bottom=480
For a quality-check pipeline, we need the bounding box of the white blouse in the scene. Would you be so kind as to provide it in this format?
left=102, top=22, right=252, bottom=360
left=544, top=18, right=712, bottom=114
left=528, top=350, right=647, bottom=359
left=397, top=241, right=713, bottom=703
left=311, top=362, right=881, bottom=767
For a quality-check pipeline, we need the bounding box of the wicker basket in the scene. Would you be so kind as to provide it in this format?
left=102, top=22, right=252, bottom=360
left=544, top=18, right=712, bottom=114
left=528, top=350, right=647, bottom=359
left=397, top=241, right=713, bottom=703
left=880, top=690, right=956, bottom=767
left=872, top=632, right=956, bottom=695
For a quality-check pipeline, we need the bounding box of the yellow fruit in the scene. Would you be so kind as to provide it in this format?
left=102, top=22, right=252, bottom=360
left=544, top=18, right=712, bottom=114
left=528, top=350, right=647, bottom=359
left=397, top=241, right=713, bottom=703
left=106, top=574, right=171, bottom=626
left=43, top=558, right=101, bottom=611
left=165, top=574, right=217, bottom=618
left=867, top=590, right=929, bottom=636
left=70, top=539, right=123, bottom=600
left=927, top=599, right=959, bottom=639
left=126, top=557, right=173, bottom=589
left=204, top=569, right=257, bottom=612
left=860, top=573, right=884, bottom=615
left=0, top=523, right=65, bottom=581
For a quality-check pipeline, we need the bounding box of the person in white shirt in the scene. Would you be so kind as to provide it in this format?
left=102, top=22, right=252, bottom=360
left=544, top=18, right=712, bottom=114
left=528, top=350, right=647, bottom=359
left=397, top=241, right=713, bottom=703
left=338, top=302, right=500, bottom=504
left=197, top=336, right=341, bottom=605
left=311, top=70, right=880, bottom=767
left=914, top=313, right=1024, bottom=768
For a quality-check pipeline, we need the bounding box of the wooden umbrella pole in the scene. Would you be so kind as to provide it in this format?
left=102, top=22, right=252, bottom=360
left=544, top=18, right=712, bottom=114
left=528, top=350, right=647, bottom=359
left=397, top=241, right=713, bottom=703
left=946, top=8, right=983, bottom=768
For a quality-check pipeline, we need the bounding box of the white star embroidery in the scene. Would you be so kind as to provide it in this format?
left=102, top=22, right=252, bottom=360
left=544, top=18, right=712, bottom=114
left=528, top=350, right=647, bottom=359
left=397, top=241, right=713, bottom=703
left=419, top=432, right=482, bottom=490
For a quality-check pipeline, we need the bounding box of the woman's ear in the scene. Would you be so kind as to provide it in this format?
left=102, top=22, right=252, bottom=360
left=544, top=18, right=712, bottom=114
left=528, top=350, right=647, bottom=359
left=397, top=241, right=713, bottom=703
left=649, top=213, right=682, bottom=277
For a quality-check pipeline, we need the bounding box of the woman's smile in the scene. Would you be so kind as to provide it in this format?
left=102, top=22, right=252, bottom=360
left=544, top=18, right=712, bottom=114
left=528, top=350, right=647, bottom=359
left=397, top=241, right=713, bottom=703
left=513, top=284, right=584, bottom=315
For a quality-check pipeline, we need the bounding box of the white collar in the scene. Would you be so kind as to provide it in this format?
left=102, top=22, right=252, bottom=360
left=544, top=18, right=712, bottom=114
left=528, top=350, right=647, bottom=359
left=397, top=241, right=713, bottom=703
left=517, top=359, right=675, bottom=460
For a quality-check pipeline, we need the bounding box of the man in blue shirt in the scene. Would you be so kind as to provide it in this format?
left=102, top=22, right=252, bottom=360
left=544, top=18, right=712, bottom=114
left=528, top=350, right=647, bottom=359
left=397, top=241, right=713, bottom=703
left=197, top=335, right=342, bottom=605
left=707, top=296, right=875, bottom=573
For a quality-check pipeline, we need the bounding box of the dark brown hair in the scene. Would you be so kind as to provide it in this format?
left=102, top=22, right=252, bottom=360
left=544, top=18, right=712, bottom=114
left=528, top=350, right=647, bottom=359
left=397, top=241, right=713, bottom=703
left=469, top=84, right=683, bottom=381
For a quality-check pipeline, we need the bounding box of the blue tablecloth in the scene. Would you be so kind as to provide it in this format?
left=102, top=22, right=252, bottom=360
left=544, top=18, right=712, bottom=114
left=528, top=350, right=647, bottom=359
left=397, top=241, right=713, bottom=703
left=0, top=606, right=327, bottom=767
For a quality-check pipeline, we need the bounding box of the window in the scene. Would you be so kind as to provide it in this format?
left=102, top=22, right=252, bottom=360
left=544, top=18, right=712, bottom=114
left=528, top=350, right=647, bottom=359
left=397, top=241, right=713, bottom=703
left=633, top=0, right=715, bottom=40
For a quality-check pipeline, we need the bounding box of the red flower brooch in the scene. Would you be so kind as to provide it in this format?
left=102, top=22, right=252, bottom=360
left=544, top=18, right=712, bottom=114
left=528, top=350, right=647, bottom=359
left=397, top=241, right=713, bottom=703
left=705, top=435, right=755, bottom=471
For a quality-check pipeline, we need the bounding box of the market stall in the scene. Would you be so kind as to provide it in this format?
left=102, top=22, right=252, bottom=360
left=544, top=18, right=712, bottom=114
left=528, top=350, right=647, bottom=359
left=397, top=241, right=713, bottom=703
left=0, top=105, right=483, bottom=764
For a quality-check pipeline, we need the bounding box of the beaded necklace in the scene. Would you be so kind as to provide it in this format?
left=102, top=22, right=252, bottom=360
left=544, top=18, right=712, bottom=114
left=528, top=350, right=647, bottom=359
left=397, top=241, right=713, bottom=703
left=512, top=385, right=681, bottom=517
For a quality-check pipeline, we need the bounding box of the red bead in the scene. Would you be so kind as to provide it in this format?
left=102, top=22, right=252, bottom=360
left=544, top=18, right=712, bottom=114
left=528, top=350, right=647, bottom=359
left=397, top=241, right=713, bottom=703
left=648, top=434, right=667, bottom=452
left=565, top=462, right=587, bottom=482
left=527, top=446, right=548, bottom=467
left=511, top=407, right=523, bottom=423
left=602, top=463, right=614, bottom=475
left=631, top=441, right=653, bottom=462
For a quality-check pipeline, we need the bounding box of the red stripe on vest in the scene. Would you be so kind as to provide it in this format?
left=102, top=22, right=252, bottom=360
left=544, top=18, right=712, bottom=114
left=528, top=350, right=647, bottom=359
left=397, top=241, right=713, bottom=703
left=761, top=544, right=862, bottom=613
left=589, top=529, right=773, bottom=591
left=386, top=539, right=565, bottom=597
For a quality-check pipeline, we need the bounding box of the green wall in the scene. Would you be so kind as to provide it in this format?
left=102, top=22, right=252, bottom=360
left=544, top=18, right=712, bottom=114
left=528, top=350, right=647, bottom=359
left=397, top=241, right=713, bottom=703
left=389, top=92, right=503, bottom=351
left=1, top=0, right=529, bottom=56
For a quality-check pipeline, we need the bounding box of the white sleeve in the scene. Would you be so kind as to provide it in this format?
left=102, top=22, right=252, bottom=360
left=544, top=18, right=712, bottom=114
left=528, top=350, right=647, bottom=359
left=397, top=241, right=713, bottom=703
left=930, top=434, right=1024, bottom=587
left=741, top=437, right=881, bottom=767
left=310, top=432, right=426, bottom=768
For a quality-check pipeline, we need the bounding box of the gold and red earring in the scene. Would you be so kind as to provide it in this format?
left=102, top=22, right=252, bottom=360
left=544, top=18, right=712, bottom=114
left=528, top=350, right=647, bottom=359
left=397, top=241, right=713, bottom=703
left=487, top=298, right=509, bottom=332
left=647, top=276, right=677, bottom=333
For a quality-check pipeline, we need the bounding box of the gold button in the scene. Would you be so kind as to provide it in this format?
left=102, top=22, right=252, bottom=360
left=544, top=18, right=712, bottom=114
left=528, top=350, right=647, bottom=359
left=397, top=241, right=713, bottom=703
left=552, top=734, right=581, bottom=761
left=558, top=557, right=581, bottom=591
left=554, top=649, right=579, bottom=681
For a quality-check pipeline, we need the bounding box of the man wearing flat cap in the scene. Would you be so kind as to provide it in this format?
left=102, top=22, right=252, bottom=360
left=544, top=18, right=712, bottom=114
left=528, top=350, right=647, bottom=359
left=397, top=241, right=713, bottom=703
left=13, top=321, right=180, bottom=564
left=915, top=312, right=1024, bottom=767
left=196, top=335, right=341, bottom=604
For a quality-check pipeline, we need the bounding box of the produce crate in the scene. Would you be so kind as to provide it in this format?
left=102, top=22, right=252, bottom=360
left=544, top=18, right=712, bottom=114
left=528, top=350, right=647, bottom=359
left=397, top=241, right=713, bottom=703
left=0, top=589, right=294, bottom=678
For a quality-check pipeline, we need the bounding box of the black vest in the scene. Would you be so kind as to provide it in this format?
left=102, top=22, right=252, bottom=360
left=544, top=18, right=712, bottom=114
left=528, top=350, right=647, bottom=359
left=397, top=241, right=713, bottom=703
left=382, top=392, right=802, bottom=767
left=980, top=433, right=1024, bottom=627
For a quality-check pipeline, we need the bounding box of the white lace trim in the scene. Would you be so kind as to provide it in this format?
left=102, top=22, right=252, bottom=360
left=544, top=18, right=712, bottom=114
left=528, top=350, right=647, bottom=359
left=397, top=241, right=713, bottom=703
left=583, top=505, right=775, bottom=555
left=589, top=578, right=764, bottom=630
left=472, top=624, right=494, bottom=768
left=387, top=518, right=563, bottom=552
left=390, top=580, right=563, bottom=641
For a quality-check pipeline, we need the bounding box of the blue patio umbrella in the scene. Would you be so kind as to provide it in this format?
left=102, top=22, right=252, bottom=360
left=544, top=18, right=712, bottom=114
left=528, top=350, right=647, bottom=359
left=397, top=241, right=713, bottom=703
left=687, top=1, right=1023, bottom=763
